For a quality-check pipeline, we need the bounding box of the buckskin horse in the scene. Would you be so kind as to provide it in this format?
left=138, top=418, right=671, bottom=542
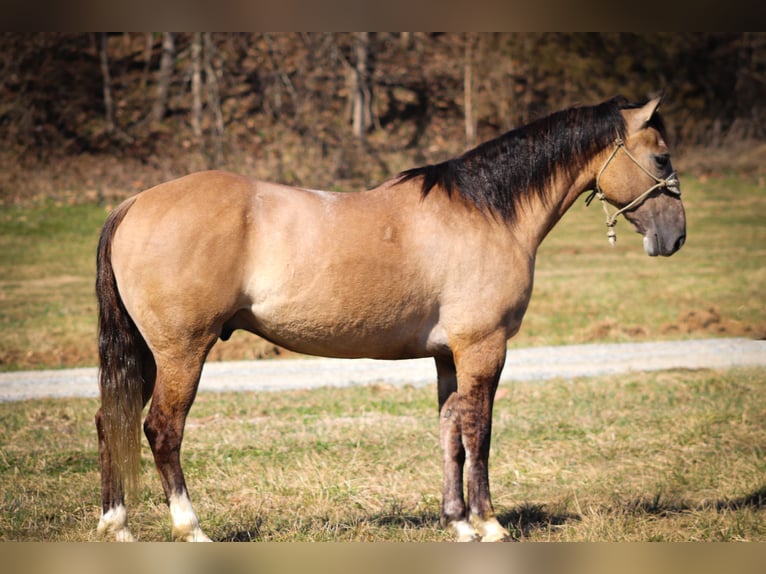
left=95, top=95, right=685, bottom=542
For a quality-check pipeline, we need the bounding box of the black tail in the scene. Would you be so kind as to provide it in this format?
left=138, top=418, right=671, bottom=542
left=96, top=197, right=149, bottom=501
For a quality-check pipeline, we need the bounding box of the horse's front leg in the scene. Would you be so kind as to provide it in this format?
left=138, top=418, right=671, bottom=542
left=452, top=334, right=511, bottom=542
left=436, top=355, right=476, bottom=541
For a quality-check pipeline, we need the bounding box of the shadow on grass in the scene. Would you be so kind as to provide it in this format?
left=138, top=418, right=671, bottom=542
left=216, top=487, right=766, bottom=541
left=498, top=503, right=580, bottom=540
left=364, top=510, right=442, bottom=529
left=620, top=485, right=766, bottom=517
left=218, top=507, right=579, bottom=542
left=218, top=511, right=443, bottom=542
left=714, top=485, right=766, bottom=512
left=220, top=506, right=581, bottom=541
left=221, top=525, right=262, bottom=542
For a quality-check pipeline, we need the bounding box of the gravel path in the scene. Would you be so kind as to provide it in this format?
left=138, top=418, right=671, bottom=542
left=0, top=337, right=764, bottom=403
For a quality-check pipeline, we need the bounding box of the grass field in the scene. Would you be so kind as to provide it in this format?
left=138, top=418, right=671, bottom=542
left=0, top=173, right=764, bottom=542
left=1, top=367, right=764, bottom=541
left=0, top=174, right=764, bottom=370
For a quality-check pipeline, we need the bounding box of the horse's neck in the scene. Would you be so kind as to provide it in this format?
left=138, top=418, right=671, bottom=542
left=516, top=167, right=599, bottom=255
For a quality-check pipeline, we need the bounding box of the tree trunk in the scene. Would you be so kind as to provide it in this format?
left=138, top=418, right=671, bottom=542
left=263, top=32, right=300, bottom=116
left=203, top=33, right=225, bottom=165
left=140, top=33, right=154, bottom=91
left=464, top=33, right=477, bottom=148
left=190, top=33, right=202, bottom=137
left=98, top=32, right=115, bottom=134
left=351, top=32, right=373, bottom=139
left=150, top=32, right=175, bottom=123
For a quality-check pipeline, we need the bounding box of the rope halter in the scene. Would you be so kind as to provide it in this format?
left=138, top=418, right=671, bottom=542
left=585, top=138, right=681, bottom=245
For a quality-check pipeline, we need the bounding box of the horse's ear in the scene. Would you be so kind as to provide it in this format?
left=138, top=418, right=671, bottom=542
left=627, top=96, right=663, bottom=133
left=645, top=94, right=663, bottom=118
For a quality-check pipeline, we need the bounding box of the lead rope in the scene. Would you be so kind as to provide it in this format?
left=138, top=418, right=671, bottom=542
left=585, top=138, right=680, bottom=245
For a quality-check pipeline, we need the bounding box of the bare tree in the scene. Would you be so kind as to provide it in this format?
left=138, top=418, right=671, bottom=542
left=464, top=33, right=478, bottom=148
left=150, top=32, right=175, bottom=123
left=203, top=33, right=225, bottom=165
left=190, top=33, right=202, bottom=137
left=98, top=32, right=115, bottom=134
left=351, top=32, right=374, bottom=139
left=140, top=33, right=154, bottom=91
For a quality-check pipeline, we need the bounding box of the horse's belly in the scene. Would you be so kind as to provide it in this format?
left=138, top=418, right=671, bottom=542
left=238, top=298, right=442, bottom=360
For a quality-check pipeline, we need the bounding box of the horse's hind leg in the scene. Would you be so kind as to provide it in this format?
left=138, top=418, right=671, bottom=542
left=143, top=344, right=214, bottom=542
left=95, top=341, right=156, bottom=541
left=95, top=411, right=135, bottom=541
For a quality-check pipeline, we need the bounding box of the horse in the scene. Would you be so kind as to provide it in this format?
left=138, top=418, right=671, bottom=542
left=95, top=95, right=685, bottom=542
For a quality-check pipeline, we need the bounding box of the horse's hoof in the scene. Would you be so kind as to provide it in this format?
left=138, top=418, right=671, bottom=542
left=97, top=506, right=136, bottom=542
left=451, top=520, right=481, bottom=542
left=480, top=530, right=511, bottom=542
left=474, top=518, right=511, bottom=542
left=174, top=528, right=213, bottom=542
left=114, top=528, right=137, bottom=542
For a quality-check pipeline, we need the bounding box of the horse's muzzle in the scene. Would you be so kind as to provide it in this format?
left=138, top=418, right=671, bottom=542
left=643, top=231, right=686, bottom=257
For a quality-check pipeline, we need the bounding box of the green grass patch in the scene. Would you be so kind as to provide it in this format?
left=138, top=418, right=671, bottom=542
left=0, top=202, right=106, bottom=370
left=1, top=368, right=764, bottom=541
left=0, top=174, right=764, bottom=370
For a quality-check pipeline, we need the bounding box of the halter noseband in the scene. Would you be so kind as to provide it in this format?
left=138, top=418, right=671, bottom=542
left=585, top=138, right=680, bottom=245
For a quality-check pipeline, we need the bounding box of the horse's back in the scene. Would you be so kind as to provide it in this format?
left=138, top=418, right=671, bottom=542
left=107, top=171, right=436, bottom=358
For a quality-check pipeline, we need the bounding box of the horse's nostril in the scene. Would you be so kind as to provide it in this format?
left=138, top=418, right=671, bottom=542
left=674, top=234, right=686, bottom=252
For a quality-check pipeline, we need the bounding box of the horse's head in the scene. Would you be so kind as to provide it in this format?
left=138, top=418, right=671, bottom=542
left=591, top=97, right=686, bottom=257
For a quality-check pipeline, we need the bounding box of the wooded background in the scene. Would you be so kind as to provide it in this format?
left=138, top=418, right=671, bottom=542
left=1, top=32, right=763, bottom=204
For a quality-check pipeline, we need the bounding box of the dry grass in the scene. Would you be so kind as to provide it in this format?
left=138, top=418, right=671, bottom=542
left=1, top=367, right=764, bottom=541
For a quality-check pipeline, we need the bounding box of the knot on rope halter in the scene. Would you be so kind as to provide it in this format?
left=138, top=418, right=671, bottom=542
left=585, top=138, right=680, bottom=246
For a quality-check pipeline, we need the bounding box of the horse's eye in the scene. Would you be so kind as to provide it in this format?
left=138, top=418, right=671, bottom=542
left=654, top=154, right=670, bottom=169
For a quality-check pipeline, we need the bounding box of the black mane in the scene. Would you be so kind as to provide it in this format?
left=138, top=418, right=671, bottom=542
left=397, top=96, right=662, bottom=222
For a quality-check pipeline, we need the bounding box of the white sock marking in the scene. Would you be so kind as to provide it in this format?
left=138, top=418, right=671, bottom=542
left=451, top=519, right=480, bottom=542
left=169, top=492, right=212, bottom=542
left=97, top=504, right=135, bottom=542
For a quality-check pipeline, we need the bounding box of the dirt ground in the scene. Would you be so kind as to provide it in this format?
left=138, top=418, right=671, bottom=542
left=581, top=306, right=765, bottom=344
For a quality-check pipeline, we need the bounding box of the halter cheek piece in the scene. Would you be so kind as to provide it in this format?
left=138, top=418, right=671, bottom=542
left=585, top=138, right=681, bottom=245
